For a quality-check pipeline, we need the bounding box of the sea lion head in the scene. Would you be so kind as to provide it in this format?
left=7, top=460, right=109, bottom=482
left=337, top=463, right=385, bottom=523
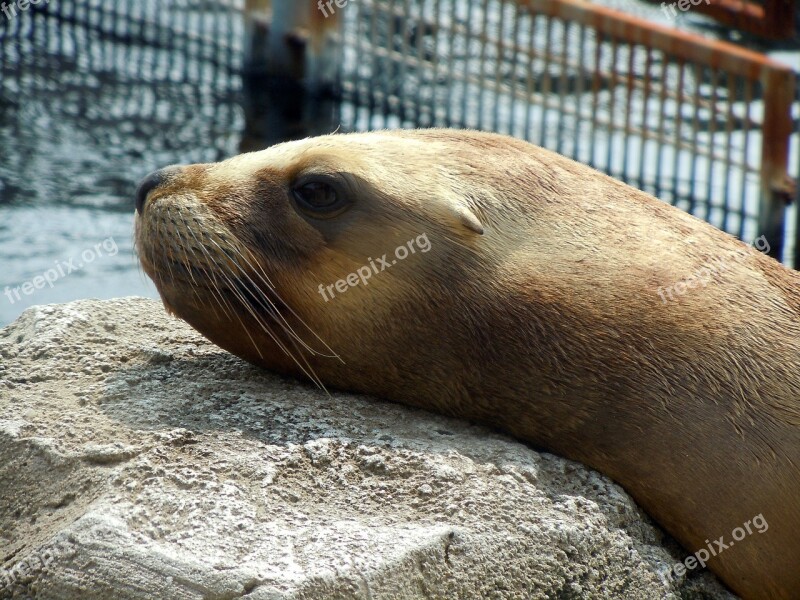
left=134, top=130, right=498, bottom=399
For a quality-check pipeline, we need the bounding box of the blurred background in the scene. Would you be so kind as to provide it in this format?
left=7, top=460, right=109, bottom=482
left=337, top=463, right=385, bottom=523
left=0, top=0, right=798, bottom=326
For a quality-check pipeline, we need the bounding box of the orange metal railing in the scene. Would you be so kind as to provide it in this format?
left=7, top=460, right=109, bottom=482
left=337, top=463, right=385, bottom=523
left=518, top=0, right=796, bottom=257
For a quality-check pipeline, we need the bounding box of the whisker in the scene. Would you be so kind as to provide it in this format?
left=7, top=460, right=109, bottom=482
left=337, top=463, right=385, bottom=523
left=169, top=209, right=227, bottom=322
left=181, top=219, right=330, bottom=389
left=202, top=241, right=326, bottom=388
left=219, top=245, right=339, bottom=360
left=180, top=221, right=267, bottom=360
left=210, top=237, right=343, bottom=362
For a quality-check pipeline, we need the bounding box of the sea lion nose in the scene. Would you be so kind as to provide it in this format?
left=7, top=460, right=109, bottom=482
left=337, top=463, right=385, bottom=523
left=135, top=166, right=180, bottom=215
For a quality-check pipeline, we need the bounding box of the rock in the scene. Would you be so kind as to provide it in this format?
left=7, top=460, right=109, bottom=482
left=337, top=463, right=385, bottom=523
left=0, top=298, right=734, bottom=599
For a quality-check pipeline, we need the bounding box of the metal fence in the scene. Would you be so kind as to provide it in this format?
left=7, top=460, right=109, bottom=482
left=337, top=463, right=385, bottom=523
left=0, top=0, right=245, bottom=171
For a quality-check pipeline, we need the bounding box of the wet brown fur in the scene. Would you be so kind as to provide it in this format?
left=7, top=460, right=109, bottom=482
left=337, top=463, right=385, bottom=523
left=135, top=129, right=800, bottom=599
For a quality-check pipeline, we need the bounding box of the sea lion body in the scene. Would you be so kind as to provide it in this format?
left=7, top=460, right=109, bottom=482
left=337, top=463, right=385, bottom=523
left=135, top=130, right=800, bottom=599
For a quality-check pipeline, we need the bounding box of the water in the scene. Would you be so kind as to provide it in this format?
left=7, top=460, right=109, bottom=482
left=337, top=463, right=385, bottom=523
left=1, top=0, right=798, bottom=327
left=0, top=1, right=248, bottom=326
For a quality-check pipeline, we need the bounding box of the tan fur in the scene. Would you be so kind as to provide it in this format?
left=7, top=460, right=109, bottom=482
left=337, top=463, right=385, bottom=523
left=135, top=129, right=800, bottom=599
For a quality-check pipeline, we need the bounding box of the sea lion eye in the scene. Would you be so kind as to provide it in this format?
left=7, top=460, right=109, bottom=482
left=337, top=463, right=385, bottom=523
left=291, top=178, right=348, bottom=218
left=295, top=182, right=336, bottom=208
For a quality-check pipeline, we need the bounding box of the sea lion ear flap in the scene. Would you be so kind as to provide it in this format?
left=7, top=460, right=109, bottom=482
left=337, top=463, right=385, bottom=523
left=451, top=202, right=485, bottom=235
left=432, top=192, right=485, bottom=235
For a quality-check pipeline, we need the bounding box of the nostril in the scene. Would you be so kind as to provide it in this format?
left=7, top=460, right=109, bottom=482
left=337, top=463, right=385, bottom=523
left=135, top=167, right=177, bottom=215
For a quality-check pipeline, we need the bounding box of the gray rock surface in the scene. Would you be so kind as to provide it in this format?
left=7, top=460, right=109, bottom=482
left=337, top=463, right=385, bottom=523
left=0, top=298, right=734, bottom=599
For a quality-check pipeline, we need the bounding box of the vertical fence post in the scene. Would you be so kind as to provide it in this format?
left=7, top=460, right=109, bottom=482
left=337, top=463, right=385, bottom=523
left=243, top=0, right=341, bottom=93
left=759, top=67, right=796, bottom=262
left=240, top=0, right=342, bottom=151
left=243, top=0, right=272, bottom=76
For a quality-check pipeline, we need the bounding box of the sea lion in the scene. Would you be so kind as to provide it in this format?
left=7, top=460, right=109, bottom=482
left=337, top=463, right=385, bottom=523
left=134, top=129, right=800, bottom=599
